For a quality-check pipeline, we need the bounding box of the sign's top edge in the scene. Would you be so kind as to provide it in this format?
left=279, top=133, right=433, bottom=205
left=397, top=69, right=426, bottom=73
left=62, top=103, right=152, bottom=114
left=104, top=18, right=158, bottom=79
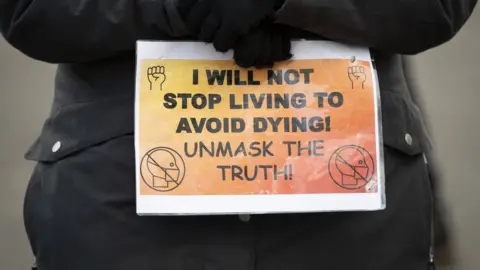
left=135, top=40, right=372, bottom=62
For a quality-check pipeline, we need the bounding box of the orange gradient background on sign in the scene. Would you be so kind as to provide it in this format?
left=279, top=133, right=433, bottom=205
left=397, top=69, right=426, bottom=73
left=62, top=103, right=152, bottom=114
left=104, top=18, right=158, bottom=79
left=138, top=59, right=378, bottom=195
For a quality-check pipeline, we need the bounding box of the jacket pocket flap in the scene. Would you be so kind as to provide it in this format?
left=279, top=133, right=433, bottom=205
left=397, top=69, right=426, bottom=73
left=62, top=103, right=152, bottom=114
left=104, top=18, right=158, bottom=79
left=381, top=90, right=429, bottom=156
left=25, top=96, right=134, bottom=162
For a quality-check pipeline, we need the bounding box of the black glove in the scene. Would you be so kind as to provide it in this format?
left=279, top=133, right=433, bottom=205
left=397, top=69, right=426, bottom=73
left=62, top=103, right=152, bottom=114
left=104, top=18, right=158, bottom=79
left=233, top=22, right=292, bottom=69
left=186, top=0, right=285, bottom=52
left=175, top=0, right=199, bottom=21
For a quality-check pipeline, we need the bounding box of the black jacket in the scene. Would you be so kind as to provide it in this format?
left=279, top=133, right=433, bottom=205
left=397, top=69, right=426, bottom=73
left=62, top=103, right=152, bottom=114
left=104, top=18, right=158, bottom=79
left=0, top=0, right=475, bottom=162
left=0, top=0, right=475, bottom=163
left=0, top=1, right=477, bottom=270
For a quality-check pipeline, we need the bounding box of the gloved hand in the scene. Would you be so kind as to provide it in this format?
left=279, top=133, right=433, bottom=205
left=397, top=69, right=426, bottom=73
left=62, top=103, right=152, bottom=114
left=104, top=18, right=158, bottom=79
left=186, top=0, right=286, bottom=52
left=233, top=22, right=292, bottom=68
left=175, top=0, right=199, bottom=21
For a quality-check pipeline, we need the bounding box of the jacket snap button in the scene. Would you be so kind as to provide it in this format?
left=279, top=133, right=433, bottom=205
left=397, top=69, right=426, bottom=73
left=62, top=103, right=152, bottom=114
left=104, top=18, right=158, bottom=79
left=52, top=141, right=62, bottom=153
left=239, top=214, right=251, bottom=222
left=405, top=133, right=413, bottom=146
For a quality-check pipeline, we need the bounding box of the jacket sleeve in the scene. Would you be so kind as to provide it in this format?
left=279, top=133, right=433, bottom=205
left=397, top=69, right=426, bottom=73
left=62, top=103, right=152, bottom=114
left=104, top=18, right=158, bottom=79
left=274, top=0, right=478, bottom=54
left=0, top=0, right=190, bottom=63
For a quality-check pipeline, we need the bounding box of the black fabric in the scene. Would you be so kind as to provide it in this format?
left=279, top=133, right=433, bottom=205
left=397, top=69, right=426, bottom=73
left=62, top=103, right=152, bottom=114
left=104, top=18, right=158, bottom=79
left=233, top=22, right=292, bottom=68
left=0, top=0, right=192, bottom=63
left=23, top=90, right=432, bottom=270
left=176, top=0, right=199, bottom=20
left=402, top=56, right=451, bottom=262
left=185, top=0, right=284, bottom=52
left=0, top=0, right=477, bottom=269
left=274, top=0, right=478, bottom=55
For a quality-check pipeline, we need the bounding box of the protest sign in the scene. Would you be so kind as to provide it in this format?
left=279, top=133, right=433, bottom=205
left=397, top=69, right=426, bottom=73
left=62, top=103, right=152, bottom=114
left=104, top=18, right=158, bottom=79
left=135, top=41, right=385, bottom=215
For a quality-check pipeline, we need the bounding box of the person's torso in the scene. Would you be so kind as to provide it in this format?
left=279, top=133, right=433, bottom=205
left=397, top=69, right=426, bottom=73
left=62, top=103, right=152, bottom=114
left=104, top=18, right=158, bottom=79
left=24, top=48, right=430, bottom=164
left=23, top=46, right=435, bottom=270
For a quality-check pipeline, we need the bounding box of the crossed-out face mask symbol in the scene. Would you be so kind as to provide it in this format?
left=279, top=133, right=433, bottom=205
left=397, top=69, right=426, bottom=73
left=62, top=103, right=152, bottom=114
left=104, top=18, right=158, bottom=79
left=334, top=148, right=369, bottom=186
left=146, top=150, right=180, bottom=189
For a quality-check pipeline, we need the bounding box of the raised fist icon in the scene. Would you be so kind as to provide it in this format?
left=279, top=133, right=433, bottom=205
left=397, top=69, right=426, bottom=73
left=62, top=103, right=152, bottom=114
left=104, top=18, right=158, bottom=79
left=147, top=65, right=167, bottom=91
left=348, top=66, right=366, bottom=89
